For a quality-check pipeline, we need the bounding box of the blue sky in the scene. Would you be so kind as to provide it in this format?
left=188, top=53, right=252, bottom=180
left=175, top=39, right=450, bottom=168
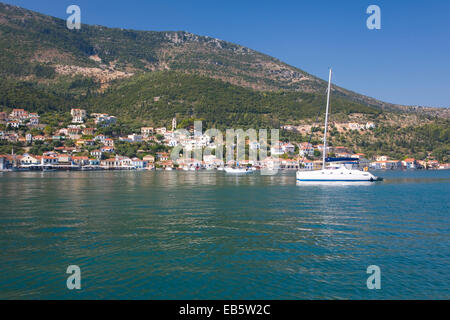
left=3, top=0, right=449, bottom=107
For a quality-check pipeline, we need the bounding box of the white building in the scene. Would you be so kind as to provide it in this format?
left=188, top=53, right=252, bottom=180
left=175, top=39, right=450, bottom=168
left=281, top=143, right=295, bottom=154
left=141, top=127, right=154, bottom=137
left=94, top=114, right=117, bottom=127
left=71, top=109, right=87, bottom=123
left=299, top=142, right=314, bottom=157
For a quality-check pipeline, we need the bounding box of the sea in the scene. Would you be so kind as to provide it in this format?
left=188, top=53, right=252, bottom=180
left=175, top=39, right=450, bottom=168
left=0, top=169, right=449, bottom=299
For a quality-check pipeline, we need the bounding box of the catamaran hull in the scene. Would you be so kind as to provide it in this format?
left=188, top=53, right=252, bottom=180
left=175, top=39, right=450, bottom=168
left=296, top=169, right=379, bottom=183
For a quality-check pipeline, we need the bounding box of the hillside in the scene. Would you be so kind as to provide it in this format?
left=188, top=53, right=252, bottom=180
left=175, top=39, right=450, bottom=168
left=0, top=2, right=402, bottom=110
left=0, top=2, right=448, bottom=162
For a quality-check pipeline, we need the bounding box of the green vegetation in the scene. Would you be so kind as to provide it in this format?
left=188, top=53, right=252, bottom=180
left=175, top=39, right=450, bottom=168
left=0, top=2, right=447, bottom=162
left=83, top=71, right=380, bottom=129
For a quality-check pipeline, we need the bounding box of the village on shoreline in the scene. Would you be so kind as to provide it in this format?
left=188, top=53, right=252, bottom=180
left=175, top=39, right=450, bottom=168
left=1, top=108, right=449, bottom=172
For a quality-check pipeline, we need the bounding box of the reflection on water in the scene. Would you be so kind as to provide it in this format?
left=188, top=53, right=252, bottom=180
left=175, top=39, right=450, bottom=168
left=0, top=170, right=449, bottom=299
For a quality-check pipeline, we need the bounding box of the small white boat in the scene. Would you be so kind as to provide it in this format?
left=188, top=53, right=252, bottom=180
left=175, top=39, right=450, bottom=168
left=165, top=167, right=173, bottom=171
left=224, top=167, right=253, bottom=174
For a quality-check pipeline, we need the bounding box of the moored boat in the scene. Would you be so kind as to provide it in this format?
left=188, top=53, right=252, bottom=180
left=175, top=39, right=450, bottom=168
left=296, top=69, right=381, bottom=184
left=224, top=167, right=253, bottom=174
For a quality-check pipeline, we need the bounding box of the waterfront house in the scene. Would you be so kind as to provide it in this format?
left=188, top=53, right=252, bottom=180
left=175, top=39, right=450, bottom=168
left=20, top=154, right=40, bottom=166
left=143, top=155, right=155, bottom=164
left=159, top=160, right=174, bottom=169
left=426, top=160, right=440, bottom=169
left=41, top=156, right=58, bottom=165
left=439, top=163, right=450, bottom=170
left=261, top=157, right=281, bottom=170
left=72, top=156, right=89, bottom=166
left=178, top=158, right=201, bottom=169
left=101, top=156, right=133, bottom=169
left=402, top=158, right=417, bottom=169
left=89, top=159, right=100, bottom=166
left=371, top=160, right=401, bottom=170
left=101, top=158, right=118, bottom=169
left=203, top=155, right=224, bottom=168
left=281, top=159, right=299, bottom=170
left=132, top=158, right=148, bottom=169
left=57, top=155, right=72, bottom=167
left=300, top=159, right=314, bottom=170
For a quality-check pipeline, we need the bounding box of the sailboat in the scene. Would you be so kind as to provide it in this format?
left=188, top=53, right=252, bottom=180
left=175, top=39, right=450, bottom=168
left=296, top=69, right=381, bottom=183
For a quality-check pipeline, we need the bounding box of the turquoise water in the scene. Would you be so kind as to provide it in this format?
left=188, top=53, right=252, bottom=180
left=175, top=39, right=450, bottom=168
left=0, top=170, right=449, bottom=299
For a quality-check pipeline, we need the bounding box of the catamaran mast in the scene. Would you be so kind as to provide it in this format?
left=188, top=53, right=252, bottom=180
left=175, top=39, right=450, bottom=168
left=322, top=68, right=332, bottom=170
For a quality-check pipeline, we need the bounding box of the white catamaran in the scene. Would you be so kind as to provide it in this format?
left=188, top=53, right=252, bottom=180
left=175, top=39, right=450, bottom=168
left=296, top=69, right=381, bottom=183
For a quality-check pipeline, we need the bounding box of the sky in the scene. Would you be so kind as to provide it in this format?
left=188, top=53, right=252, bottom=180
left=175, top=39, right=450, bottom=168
left=2, top=0, right=450, bottom=108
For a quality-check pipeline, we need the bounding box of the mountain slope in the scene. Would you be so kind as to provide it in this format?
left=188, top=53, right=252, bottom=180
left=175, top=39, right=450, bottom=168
left=84, top=71, right=380, bottom=128
left=0, top=2, right=394, bottom=110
